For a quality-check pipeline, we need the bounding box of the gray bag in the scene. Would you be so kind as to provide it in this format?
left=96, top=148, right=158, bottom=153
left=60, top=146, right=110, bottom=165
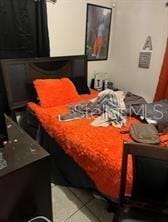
left=129, top=123, right=160, bottom=144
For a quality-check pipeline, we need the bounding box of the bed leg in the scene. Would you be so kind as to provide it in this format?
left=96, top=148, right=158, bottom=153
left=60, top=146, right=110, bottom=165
left=107, top=201, right=118, bottom=213
left=36, top=124, right=43, bottom=144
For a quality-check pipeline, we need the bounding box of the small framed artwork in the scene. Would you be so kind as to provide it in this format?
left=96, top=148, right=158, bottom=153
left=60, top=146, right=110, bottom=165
left=138, top=52, right=152, bottom=69
left=85, top=4, right=112, bottom=61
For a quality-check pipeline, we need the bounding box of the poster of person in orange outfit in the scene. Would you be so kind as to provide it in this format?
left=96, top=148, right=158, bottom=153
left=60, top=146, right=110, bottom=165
left=85, top=4, right=112, bottom=61
left=92, top=20, right=105, bottom=59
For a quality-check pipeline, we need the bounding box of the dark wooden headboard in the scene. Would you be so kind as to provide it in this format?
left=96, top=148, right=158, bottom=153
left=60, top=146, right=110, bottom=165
left=0, top=55, right=87, bottom=111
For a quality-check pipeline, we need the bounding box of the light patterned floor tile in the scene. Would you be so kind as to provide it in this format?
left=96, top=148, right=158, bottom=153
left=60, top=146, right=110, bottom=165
left=65, top=206, right=100, bottom=222
left=86, top=198, right=114, bottom=222
left=69, top=187, right=94, bottom=204
left=52, top=185, right=84, bottom=222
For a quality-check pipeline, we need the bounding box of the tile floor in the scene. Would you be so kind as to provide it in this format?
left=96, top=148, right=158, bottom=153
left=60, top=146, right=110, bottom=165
left=51, top=184, right=114, bottom=222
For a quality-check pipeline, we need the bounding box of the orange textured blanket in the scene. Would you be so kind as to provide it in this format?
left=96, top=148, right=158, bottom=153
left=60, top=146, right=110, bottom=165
left=28, top=91, right=168, bottom=199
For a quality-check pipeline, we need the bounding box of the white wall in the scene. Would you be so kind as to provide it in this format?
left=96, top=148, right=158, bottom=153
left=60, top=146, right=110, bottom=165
left=46, top=0, right=116, bottom=84
left=47, top=0, right=168, bottom=102
left=111, top=0, right=168, bottom=101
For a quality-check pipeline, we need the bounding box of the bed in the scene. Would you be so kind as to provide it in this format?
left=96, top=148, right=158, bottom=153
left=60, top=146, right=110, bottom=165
left=0, top=56, right=102, bottom=192
left=1, top=55, right=168, bottom=202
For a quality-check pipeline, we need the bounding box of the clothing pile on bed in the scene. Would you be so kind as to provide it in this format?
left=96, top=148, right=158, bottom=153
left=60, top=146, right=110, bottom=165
left=59, top=88, right=168, bottom=134
left=58, top=89, right=127, bottom=128
left=58, top=89, right=146, bottom=128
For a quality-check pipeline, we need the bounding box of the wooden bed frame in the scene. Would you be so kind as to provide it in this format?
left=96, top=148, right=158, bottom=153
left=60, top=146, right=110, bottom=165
left=0, top=55, right=87, bottom=112
left=0, top=55, right=99, bottom=195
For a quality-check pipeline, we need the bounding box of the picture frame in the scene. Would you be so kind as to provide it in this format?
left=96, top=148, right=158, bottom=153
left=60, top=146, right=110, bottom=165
left=85, top=4, right=112, bottom=61
left=138, top=52, right=152, bottom=69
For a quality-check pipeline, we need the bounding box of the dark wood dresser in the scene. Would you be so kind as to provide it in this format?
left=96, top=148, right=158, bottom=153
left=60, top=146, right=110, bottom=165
left=0, top=116, right=52, bottom=222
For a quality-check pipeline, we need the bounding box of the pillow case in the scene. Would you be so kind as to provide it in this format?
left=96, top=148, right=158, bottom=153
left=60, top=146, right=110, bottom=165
left=70, top=77, right=90, bottom=95
left=34, top=78, right=80, bottom=108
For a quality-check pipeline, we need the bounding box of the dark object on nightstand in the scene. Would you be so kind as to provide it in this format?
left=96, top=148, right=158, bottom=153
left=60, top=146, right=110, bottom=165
left=0, top=116, right=52, bottom=222
left=90, top=78, right=95, bottom=89
left=107, top=81, right=113, bottom=90
left=113, top=142, right=168, bottom=222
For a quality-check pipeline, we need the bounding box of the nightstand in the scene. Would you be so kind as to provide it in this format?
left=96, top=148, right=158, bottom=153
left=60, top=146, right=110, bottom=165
left=0, top=116, right=52, bottom=222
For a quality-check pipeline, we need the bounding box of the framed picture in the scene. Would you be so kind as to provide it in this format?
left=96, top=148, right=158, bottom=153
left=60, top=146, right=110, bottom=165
left=85, top=4, right=112, bottom=61
left=138, top=52, right=152, bottom=69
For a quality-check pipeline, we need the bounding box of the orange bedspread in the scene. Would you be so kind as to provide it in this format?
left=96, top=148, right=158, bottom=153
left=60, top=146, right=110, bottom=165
left=28, top=90, right=168, bottom=199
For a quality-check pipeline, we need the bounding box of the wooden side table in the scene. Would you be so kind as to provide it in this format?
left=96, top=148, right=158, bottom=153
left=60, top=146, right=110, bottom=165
left=0, top=116, right=52, bottom=222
